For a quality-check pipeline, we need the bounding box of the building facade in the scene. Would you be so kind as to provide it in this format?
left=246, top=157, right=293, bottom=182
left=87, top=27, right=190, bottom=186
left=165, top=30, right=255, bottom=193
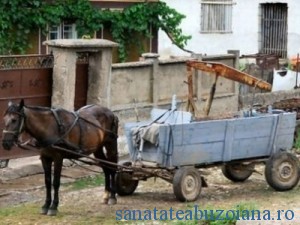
left=159, top=0, right=300, bottom=60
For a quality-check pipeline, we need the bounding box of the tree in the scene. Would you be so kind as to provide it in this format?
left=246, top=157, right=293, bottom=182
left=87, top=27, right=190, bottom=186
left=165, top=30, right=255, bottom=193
left=0, top=0, right=191, bottom=62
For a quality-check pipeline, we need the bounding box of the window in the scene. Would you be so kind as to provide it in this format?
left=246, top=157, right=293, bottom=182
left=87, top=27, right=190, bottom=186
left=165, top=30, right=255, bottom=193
left=201, top=0, right=234, bottom=33
left=49, top=25, right=60, bottom=40
left=62, top=23, right=76, bottom=39
left=48, top=22, right=77, bottom=40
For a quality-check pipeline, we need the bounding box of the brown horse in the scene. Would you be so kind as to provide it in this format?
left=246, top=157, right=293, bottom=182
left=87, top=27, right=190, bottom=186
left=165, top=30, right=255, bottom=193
left=2, top=99, right=119, bottom=216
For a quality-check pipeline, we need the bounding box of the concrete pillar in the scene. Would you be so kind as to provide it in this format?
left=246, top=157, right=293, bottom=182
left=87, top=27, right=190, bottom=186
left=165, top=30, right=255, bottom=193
left=49, top=48, right=77, bottom=110
left=88, top=48, right=113, bottom=107
left=142, top=53, right=160, bottom=106
left=227, top=50, right=240, bottom=69
left=43, top=39, right=118, bottom=110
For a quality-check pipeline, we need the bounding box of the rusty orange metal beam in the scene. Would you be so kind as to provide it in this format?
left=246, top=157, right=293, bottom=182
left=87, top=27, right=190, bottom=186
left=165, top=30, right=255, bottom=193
left=186, top=60, right=272, bottom=91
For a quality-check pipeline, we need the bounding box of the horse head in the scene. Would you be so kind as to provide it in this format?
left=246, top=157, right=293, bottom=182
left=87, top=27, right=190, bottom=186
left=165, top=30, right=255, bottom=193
left=2, top=99, right=25, bottom=150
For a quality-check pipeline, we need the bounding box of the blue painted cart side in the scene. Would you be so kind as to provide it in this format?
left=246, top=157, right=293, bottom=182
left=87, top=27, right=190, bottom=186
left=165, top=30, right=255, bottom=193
left=125, top=112, right=296, bottom=168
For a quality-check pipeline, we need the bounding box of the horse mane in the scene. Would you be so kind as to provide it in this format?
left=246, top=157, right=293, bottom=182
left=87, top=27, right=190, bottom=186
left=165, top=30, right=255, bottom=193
left=26, top=105, right=53, bottom=112
left=25, top=106, right=71, bottom=115
left=5, top=102, right=67, bottom=115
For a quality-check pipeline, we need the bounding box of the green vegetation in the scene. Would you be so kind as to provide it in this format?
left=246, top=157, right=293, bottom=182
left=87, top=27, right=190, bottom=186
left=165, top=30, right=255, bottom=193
left=0, top=203, right=118, bottom=225
left=0, top=0, right=191, bottom=61
left=68, top=174, right=105, bottom=190
left=174, top=202, right=258, bottom=225
left=294, top=128, right=300, bottom=150
left=0, top=200, right=280, bottom=225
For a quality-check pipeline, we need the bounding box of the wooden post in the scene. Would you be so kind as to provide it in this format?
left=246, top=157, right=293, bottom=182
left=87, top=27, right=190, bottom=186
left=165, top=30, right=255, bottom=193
left=186, top=64, right=198, bottom=116
left=204, top=73, right=219, bottom=116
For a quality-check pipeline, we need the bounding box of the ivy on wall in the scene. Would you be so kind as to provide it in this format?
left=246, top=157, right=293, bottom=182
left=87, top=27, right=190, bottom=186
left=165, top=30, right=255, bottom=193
left=0, top=0, right=191, bottom=62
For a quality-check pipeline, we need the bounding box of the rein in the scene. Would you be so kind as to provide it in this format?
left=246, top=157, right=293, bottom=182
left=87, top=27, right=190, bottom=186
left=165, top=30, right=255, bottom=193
left=17, top=142, right=124, bottom=172
left=17, top=142, right=165, bottom=178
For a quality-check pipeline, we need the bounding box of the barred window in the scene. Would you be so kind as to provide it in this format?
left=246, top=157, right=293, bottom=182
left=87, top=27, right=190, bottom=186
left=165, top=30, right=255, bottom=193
left=201, top=0, right=234, bottom=33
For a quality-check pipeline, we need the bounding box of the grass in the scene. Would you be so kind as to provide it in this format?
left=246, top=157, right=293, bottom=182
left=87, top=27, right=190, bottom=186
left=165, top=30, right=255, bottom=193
left=0, top=203, right=118, bottom=225
left=0, top=200, right=258, bottom=225
left=0, top=174, right=108, bottom=224
left=173, top=202, right=258, bottom=225
left=68, top=174, right=105, bottom=190
left=294, top=145, right=300, bottom=154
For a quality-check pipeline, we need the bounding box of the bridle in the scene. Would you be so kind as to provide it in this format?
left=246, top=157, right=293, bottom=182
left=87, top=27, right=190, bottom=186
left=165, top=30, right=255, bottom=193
left=2, top=110, right=25, bottom=139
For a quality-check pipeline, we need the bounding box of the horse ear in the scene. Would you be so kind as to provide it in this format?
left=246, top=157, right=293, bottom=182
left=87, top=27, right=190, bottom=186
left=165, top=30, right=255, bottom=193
left=19, top=99, right=24, bottom=110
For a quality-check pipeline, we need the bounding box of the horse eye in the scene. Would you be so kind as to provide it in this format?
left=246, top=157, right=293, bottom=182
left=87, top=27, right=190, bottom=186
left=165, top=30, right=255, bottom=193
left=11, top=119, right=17, bottom=123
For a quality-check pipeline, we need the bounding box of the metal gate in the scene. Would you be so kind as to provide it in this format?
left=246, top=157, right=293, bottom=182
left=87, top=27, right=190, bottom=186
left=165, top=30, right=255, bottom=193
left=260, top=3, right=288, bottom=58
left=0, top=54, right=89, bottom=161
left=0, top=55, right=53, bottom=160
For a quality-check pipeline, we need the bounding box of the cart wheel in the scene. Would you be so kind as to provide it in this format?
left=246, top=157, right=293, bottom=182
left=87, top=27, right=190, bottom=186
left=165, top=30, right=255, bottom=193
left=221, top=163, right=254, bottom=182
left=173, top=167, right=201, bottom=202
left=116, top=162, right=139, bottom=196
left=265, top=152, right=300, bottom=191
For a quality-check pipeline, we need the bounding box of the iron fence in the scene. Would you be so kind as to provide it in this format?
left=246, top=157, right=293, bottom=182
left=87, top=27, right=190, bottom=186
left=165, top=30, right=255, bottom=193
left=0, top=54, right=54, bottom=70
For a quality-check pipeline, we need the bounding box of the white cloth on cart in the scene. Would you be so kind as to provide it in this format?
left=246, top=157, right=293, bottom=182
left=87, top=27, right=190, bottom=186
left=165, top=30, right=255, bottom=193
left=132, top=123, right=160, bottom=148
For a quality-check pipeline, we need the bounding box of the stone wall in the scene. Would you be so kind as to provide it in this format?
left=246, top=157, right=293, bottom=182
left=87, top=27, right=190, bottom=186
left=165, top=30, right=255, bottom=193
left=111, top=52, right=240, bottom=125
left=239, top=89, right=300, bottom=109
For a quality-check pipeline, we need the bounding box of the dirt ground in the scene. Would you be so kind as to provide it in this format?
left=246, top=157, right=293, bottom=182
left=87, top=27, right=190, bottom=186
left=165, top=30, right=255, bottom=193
left=1, top=161, right=300, bottom=225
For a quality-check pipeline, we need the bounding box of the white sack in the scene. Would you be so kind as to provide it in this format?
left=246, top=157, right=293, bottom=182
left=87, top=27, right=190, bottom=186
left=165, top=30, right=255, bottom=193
left=272, top=69, right=300, bottom=91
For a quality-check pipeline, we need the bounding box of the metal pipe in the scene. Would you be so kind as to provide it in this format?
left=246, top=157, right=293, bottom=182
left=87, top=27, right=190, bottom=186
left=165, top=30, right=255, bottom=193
left=295, top=53, right=299, bottom=89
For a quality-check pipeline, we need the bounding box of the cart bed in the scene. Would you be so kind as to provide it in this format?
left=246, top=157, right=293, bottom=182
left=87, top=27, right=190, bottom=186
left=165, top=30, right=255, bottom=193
left=125, top=111, right=296, bottom=167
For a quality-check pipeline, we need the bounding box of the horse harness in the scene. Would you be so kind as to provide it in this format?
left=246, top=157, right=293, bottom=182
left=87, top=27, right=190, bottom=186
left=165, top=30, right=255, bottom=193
left=5, top=105, right=118, bottom=153
left=49, top=108, right=82, bottom=151
left=44, top=107, right=118, bottom=151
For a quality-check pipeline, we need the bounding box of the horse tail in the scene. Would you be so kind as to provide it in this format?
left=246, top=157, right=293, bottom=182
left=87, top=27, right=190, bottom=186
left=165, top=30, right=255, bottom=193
left=110, top=114, right=119, bottom=164
left=111, top=114, right=119, bottom=139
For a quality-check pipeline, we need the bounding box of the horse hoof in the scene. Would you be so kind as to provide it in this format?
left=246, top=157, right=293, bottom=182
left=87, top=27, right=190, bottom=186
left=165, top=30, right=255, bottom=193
left=47, top=209, right=58, bottom=216
left=108, top=198, right=117, bottom=205
left=102, top=198, right=109, bottom=204
left=40, top=208, right=48, bottom=215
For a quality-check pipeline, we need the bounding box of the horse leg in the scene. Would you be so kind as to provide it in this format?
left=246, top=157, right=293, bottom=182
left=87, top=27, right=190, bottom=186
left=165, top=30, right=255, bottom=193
left=102, top=168, right=111, bottom=204
left=105, top=141, right=118, bottom=205
left=40, top=156, right=53, bottom=215
left=98, top=167, right=117, bottom=205
left=94, top=148, right=111, bottom=204
left=107, top=168, right=117, bottom=205
left=47, top=158, right=63, bottom=216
